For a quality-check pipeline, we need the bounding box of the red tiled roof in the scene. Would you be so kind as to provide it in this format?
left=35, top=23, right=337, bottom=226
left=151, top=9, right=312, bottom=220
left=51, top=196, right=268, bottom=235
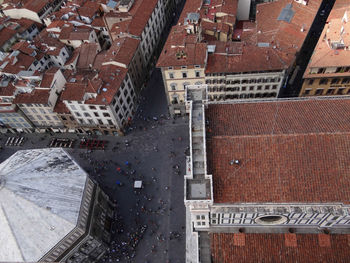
left=102, top=37, right=140, bottom=66
left=79, top=1, right=101, bottom=18
left=211, top=233, right=350, bottom=263
left=61, top=82, right=86, bottom=101
left=1, top=52, right=35, bottom=74
left=13, top=89, right=49, bottom=104
left=40, top=68, right=60, bottom=88
left=77, top=43, right=99, bottom=69
left=206, top=98, right=350, bottom=203
left=85, top=64, right=127, bottom=105
left=204, top=0, right=322, bottom=73
left=157, top=26, right=207, bottom=67
left=23, top=0, right=48, bottom=13
left=0, top=27, right=17, bottom=48
left=0, top=82, right=16, bottom=97
left=53, top=95, right=70, bottom=114
left=303, top=0, right=350, bottom=77
left=128, top=0, right=157, bottom=36
left=91, top=17, right=105, bottom=27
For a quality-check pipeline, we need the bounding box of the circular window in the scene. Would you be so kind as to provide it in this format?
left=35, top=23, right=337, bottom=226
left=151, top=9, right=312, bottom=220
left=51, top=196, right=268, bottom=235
left=255, top=215, right=288, bottom=225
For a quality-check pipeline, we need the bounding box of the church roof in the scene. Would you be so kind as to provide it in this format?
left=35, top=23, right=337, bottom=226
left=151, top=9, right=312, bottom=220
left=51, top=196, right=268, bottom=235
left=0, top=148, right=88, bottom=262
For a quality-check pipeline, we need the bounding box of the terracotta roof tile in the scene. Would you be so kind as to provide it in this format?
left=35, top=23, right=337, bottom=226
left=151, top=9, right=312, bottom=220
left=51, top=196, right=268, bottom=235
left=0, top=27, right=17, bottom=47
left=23, top=0, right=48, bottom=13
left=211, top=233, right=350, bottom=263
left=61, top=82, right=86, bottom=101
left=205, top=0, right=322, bottom=73
left=40, top=68, right=60, bottom=88
left=102, top=37, right=140, bottom=66
left=13, top=89, right=49, bottom=104
left=77, top=43, right=99, bottom=69
left=53, top=95, right=70, bottom=114
left=128, top=0, right=158, bottom=36
left=304, top=0, right=350, bottom=77
left=206, top=98, right=350, bottom=203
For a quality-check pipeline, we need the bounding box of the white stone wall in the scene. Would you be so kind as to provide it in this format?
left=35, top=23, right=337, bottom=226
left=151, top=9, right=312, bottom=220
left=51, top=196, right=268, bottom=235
left=207, top=204, right=350, bottom=229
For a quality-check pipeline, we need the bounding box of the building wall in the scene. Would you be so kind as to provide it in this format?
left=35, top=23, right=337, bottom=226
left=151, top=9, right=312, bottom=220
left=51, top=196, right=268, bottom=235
left=19, top=104, right=63, bottom=127
left=162, top=66, right=205, bottom=114
left=206, top=71, right=284, bottom=100
left=237, top=0, right=252, bottom=20
left=56, top=112, right=79, bottom=132
left=206, top=204, right=350, bottom=231
left=50, top=47, right=70, bottom=68
left=48, top=69, right=67, bottom=104
left=109, top=73, right=137, bottom=127
left=64, top=101, right=118, bottom=128
left=0, top=106, right=33, bottom=131
left=300, top=65, right=350, bottom=96
left=188, top=202, right=350, bottom=233
left=139, top=0, right=168, bottom=67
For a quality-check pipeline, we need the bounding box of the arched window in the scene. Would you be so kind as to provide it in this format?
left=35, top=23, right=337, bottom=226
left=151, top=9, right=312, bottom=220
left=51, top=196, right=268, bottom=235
left=170, top=83, right=177, bottom=91
left=183, top=82, right=190, bottom=89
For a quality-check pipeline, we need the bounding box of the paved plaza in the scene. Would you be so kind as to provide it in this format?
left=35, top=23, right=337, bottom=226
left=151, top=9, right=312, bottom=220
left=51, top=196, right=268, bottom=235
left=0, top=69, right=188, bottom=263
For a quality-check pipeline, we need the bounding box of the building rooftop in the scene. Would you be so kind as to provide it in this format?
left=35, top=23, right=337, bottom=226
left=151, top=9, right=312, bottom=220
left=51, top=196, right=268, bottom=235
left=303, top=0, right=350, bottom=77
left=210, top=233, right=350, bottom=263
left=13, top=89, right=50, bottom=104
left=0, top=148, right=88, bottom=262
left=205, top=98, right=350, bottom=203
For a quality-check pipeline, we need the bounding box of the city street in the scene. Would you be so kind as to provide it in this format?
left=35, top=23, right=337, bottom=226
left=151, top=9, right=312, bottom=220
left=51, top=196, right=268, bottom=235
left=0, top=69, right=188, bottom=263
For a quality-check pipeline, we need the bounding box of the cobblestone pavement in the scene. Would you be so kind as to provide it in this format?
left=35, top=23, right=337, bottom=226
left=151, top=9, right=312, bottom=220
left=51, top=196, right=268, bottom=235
left=0, top=69, right=188, bottom=263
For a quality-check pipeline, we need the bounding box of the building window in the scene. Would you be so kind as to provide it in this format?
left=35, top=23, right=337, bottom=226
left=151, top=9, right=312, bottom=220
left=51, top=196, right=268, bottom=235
left=315, top=89, right=323, bottom=95
left=183, top=82, right=190, bottom=89
left=317, top=68, right=325, bottom=74
left=107, top=119, right=113, bottom=125
left=195, top=71, right=200, bottom=78
left=331, top=78, right=340, bottom=84
left=103, top=112, right=110, bottom=117
left=170, top=83, right=176, bottom=91
left=182, top=72, right=187, bottom=78
left=337, top=88, right=345, bottom=95
left=341, top=78, right=350, bottom=84
left=319, top=78, right=328, bottom=85
left=308, top=79, right=314, bottom=85
left=84, top=112, right=91, bottom=117
left=89, top=106, right=96, bottom=110
left=304, top=89, right=311, bottom=95
left=326, top=89, right=335, bottom=95
left=169, top=72, right=174, bottom=79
